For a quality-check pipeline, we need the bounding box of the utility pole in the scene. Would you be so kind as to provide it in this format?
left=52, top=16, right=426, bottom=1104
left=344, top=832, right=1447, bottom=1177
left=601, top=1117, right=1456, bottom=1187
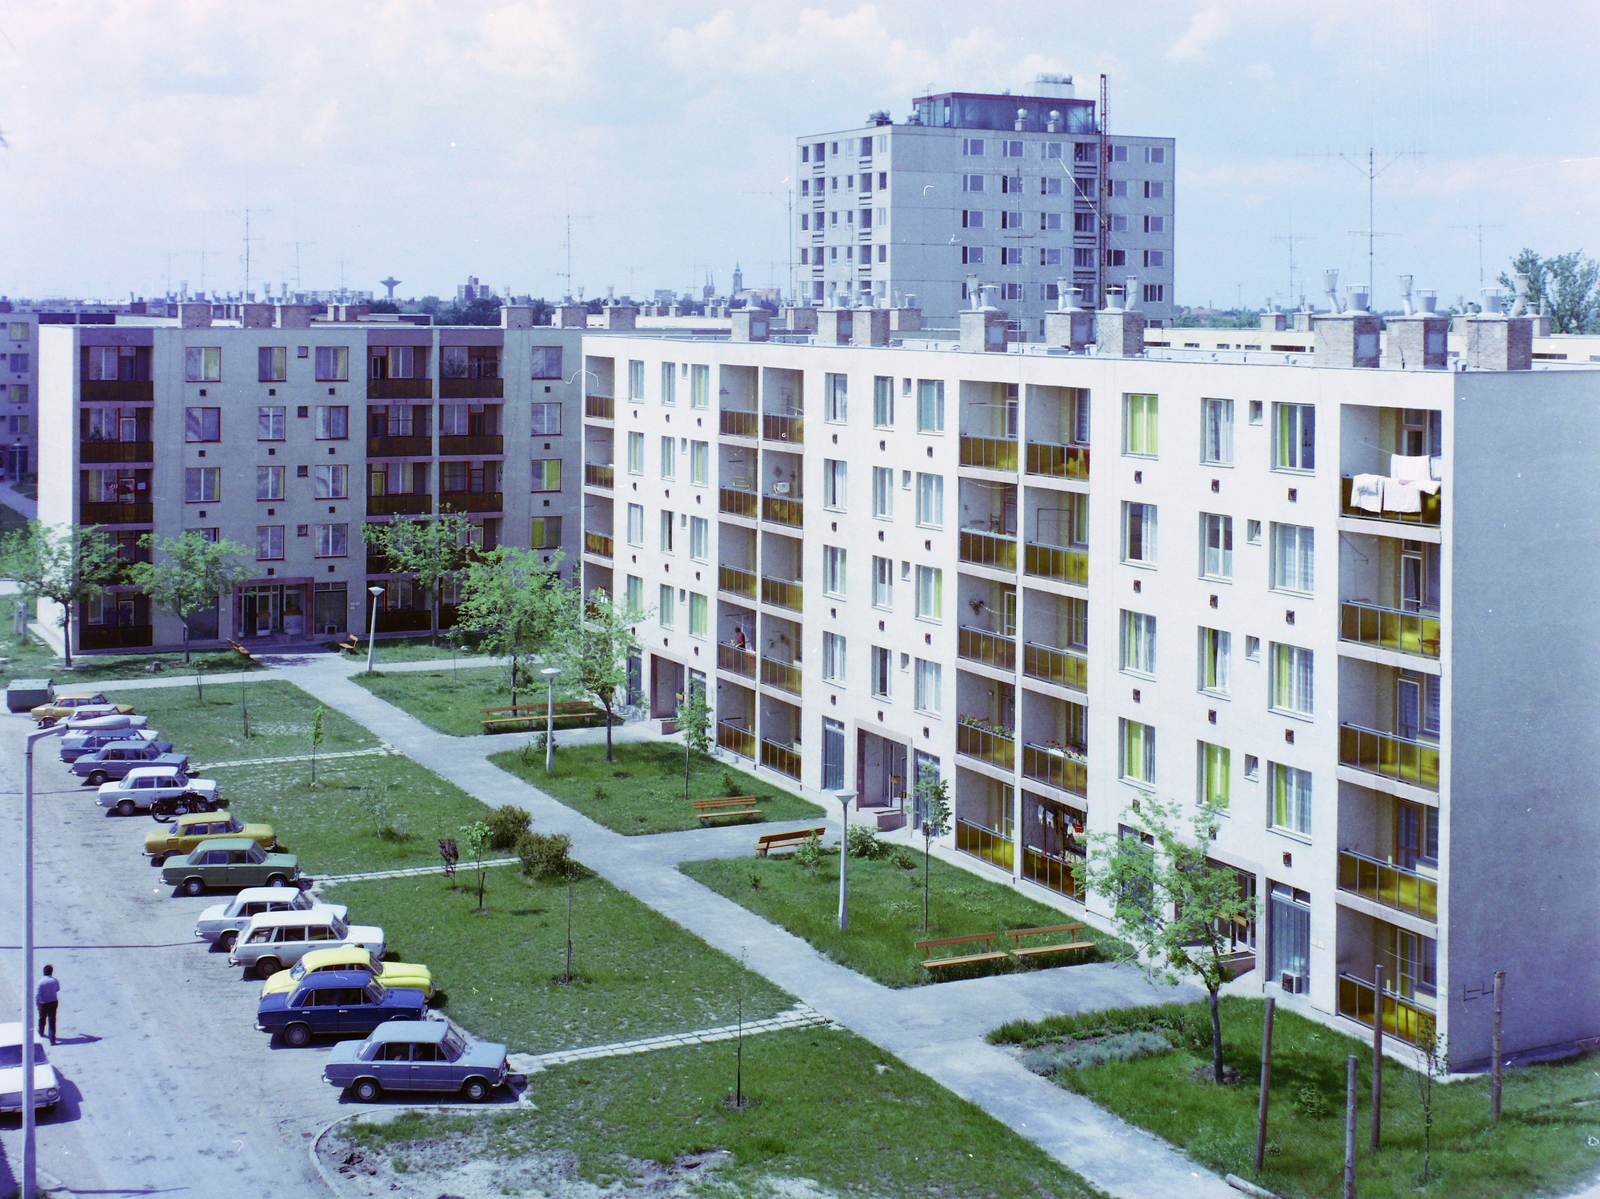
left=1097, top=73, right=1109, bottom=309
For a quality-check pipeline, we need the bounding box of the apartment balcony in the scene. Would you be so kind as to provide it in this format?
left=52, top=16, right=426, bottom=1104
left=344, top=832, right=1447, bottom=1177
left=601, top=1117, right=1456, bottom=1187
left=711, top=641, right=756, bottom=678
left=718, top=565, right=758, bottom=599
left=760, top=575, right=802, bottom=611
left=762, top=495, right=803, bottom=527
left=1024, top=542, right=1089, bottom=586
left=1022, top=742, right=1087, bottom=797
left=366, top=378, right=432, bottom=401
left=720, top=410, right=759, bottom=439
left=1336, top=972, right=1435, bottom=1048
left=719, top=487, right=759, bottom=519
left=760, top=656, right=802, bottom=694
left=957, top=719, right=1016, bottom=770
left=959, top=529, right=1018, bottom=571
left=440, top=491, right=503, bottom=514
left=584, top=463, right=615, bottom=490
left=1340, top=601, right=1441, bottom=660
left=717, top=720, right=755, bottom=759
left=366, top=493, right=433, bottom=517
left=440, top=434, right=504, bottom=456
left=80, top=502, right=152, bottom=525
left=763, top=413, right=804, bottom=444
left=1338, top=848, right=1438, bottom=922
left=439, top=377, right=503, bottom=400
left=959, top=435, right=1018, bottom=472
left=1026, top=443, right=1090, bottom=481
left=957, top=626, right=1016, bottom=671
left=80, top=380, right=153, bottom=402
left=80, top=624, right=154, bottom=650
left=80, top=441, right=153, bottom=464
left=1023, top=642, right=1088, bottom=692
left=584, top=531, right=614, bottom=559
left=761, top=738, right=802, bottom=780
left=375, top=609, right=433, bottom=633
left=585, top=394, right=615, bottom=421
left=1338, top=724, right=1440, bottom=791
left=1341, top=477, right=1442, bottom=528
left=367, top=435, right=433, bottom=457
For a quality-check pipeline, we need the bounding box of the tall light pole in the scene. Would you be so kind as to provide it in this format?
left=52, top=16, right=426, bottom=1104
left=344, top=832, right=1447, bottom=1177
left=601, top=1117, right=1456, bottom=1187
left=22, top=723, right=67, bottom=1199
left=836, top=790, right=856, bottom=931
left=541, top=666, right=561, bottom=772
left=365, top=585, right=385, bottom=674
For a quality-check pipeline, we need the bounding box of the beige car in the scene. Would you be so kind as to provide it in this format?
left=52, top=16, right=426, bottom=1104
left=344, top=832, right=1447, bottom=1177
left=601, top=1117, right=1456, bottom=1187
left=31, top=693, right=135, bottom=726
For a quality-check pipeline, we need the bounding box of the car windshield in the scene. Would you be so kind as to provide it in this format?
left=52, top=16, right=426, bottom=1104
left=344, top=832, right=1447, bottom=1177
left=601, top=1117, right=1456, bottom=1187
left=331, top=916, right=348, bottom=938
left=0, top=1044, right=47, bottom=1067
left=364, top=980, right=387, bottom=1003
left=226, top=817, right=243, bottom=832
left=441, top=1030, right=467, bottom=1061
left=292, top=892, right=314, bottom=910
left=245, top=846, right=266, bottom=864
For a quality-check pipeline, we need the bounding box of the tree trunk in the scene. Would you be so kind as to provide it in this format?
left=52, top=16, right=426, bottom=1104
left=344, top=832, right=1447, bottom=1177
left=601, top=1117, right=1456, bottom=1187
left=1210, top=985, right=1225, bottom=1084
left=684, top=738, right=692, bottom=802
left=60, top=611, right=72, bottom=669
left=194, top=668, right=204, bottom=703
left=923, top=834, right=931, bottom=931
left=431, top=592, right=439, bottom=648
left=603, top=698, right=614, bottom=762
left=509, top=653, right=518, bottom=709
left=181, top=620, right=192, bottom=665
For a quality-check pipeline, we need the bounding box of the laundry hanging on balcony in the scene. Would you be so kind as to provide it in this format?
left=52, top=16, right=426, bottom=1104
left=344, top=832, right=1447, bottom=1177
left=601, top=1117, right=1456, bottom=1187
left=1350, top=474, right=1384, bottom=513
left=1383, top=454, right=1441, bottom=514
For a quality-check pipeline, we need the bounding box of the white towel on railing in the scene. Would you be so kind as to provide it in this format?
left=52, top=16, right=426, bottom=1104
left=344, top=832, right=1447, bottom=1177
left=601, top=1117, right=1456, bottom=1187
left=1389, top=455, right=1441, bottom=493
left=1383, top=477, right=1425, bottom=513
left=1350, top=474, right=1384, bottom=513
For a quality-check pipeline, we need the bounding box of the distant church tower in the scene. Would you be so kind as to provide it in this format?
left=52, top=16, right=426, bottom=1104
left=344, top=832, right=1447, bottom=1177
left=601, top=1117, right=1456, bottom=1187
left=732, top=263, right=744, bottom=294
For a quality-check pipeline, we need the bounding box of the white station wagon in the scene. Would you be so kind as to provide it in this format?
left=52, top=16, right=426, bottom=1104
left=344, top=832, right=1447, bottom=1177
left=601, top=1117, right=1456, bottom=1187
left=194, top=887, right=350, bottom=952
left=97, top=766, right=218, bottom=817
left=229, top=910, right=385, bottom=979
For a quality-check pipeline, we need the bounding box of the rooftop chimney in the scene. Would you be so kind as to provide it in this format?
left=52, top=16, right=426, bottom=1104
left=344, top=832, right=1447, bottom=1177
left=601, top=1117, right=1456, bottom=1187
left=730, top=308, right=770, bottom=343
left=1313, top=270, right=1381, bottom=368
left=889, top=295, right=921, bottom=334
left=1323, top=270, right=1343, bottom=314
left=1044, top=281, right=1094, bottom=350
left=1095, top=284, right=1146, bottom=357
left=179, top=302, right=213, bottom=329
left=852, top=306, right=890, bottom=346
left=960, top=288, right=1008, bottom=352
left=604, top=304, right=638, bottom=331
left=1463, top=287, right=1533, bottom=370
left=1385, top=276, right=1448, bottom=370
left=816, top=306, right=854, bottom=346
left=553, top=303, right=589, bottom=329
left=501, top=305, right=535, bottom=330
left=782, top=305, right=819, bottom=335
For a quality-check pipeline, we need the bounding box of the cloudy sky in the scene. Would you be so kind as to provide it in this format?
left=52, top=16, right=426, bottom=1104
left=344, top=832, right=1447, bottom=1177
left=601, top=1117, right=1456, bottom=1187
left=0, top=0, right=1593, bottom=311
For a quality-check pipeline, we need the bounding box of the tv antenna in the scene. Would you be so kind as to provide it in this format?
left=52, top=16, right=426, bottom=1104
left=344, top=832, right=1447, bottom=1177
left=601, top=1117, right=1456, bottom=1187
left=1301, top=144, right=1424, bottom=299
left=1450, top=215, right=1506, bottom=292
left=230, top=197, right=274, bottom=300
left=743, top=184, right=794, bottom=303
left=1270, top=232, right=1315, bottom=307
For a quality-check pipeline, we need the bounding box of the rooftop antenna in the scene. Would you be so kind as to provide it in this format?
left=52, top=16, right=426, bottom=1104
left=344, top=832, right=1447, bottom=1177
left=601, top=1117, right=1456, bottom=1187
left=231, top=194, right=273, bottom=301
left=1450, top=213, right=1505, bottom=292
left=1301, top=142, right=1424, bottom=300
left=1097, top=73, right=1109, bottom=308
left=1270, top=231, right=1314, bottom=309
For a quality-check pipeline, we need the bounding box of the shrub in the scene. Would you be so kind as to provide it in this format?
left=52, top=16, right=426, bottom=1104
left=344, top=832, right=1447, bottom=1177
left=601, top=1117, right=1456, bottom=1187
left=516, top=830, right=573, bottom=880
left=486, top=805, right=532, bottom=850
left=590, top=784, right=610, bottom=803
left=846, top=824, right=892, bottom=860
left=792, top=830, right=823, bottom=872
left=892, top=849, right=917, bottom=870
left=720, top=771, right=744, bottom=798
left=1294, top=1085, right=1331, bottom=1120
left=1021, top=1030, right=1173, bottom=1076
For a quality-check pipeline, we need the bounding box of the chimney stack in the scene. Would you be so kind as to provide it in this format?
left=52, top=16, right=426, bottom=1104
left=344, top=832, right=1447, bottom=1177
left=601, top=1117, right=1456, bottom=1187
left=852, top=306, right=891, bottom=346
left=603, top=304, right=638, bottom=331
left=730, top=309, right=770, bottom=343
left=1385, top=276, right=1448, bottom=370
left=500, top=305, right=535, bottom=329
left=890, top=294, right=922, bottom=334
left=816, top=304, right=855, bottom=346
left=553, top=303, right=589, bottom=329
left=782, top=305, right=819, bottom=335
left=1093, top=283, right=1146, bottom=357
left=959, top=284, right=1008, bottom=352
left=179, top=302, right=213, bottom=329
left=1043, top=281, right=1094, bottom=350
left=1312, top=271, right=1381, bottom=368
left=1463, top=287, right=1533, bottom=371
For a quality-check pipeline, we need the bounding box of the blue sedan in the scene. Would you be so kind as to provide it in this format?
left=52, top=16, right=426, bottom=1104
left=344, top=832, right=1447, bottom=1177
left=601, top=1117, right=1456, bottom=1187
left=323, top=1020, right=510, bottom=1103
left=254, top=970, right=427, bottom=1047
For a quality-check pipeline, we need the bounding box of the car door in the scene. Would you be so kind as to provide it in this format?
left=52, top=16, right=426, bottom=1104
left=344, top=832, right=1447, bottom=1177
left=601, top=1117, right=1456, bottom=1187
left=304, top=987, right=339, bottom=1036
left=409, top=1041, right=448, bottom=1091
left=200, top=848, right=230, bottom=884
left=335, top=986, right=373, bottom=1035
left=275, top=924, right=308, bottom=964
left=376, top=1041, right=412, bottom=1089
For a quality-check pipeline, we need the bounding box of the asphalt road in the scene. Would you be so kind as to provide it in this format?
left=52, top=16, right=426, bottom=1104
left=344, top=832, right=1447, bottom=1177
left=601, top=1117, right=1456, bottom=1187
left=0, top=707, right=335, bottom=1198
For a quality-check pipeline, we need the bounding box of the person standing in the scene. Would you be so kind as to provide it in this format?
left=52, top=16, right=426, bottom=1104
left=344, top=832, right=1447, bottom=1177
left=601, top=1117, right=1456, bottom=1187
left=36, top=964, right=59, bottom=1045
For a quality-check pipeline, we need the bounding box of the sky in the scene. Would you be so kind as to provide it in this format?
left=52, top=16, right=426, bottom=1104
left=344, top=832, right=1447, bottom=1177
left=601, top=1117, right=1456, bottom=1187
left=0, top=0, right=1595, bottom=312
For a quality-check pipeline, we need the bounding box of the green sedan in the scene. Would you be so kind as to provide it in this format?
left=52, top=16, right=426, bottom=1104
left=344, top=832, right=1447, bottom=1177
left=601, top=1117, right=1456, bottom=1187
left=160, top=837, right=302, bottom=897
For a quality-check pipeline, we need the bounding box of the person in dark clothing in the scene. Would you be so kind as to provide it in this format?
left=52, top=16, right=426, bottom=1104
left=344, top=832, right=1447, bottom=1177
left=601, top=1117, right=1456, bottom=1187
left=36, top=964, right=59, bottom=1045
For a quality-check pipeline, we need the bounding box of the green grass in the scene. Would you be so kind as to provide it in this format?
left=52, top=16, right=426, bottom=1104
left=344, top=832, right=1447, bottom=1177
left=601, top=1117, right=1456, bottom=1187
left=347, top=633, right=496, bottom=666
left=340, top=1027, right=1096, bottom=1198
left=104, top=678, right=375, bottom=763
left=334, top=870, right=790, bottom=1052
left=680, top=849, right=1126, bottom=988
left=351, top=664, right=575, bottom=737
left=991, top=997, right=1600, bottom=1199
left=490, top=742, right=824, bottom=835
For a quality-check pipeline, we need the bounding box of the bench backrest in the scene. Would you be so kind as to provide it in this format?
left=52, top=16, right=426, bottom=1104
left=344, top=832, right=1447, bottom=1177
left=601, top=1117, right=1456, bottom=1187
left=694, top=796, right=759, bottom=807
left=756, top=827, right=824, bottom=845
left=1006, top=923, right=1086, bottom=940
left=914, top=933, right=997, bottom=951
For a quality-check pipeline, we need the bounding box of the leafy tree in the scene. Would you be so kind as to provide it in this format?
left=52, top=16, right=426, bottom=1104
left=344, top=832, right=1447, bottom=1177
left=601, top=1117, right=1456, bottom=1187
left=1499, top=249, right=1600, bottom=333
left=1084, top=795, right=1255, bottom=1084
left=367, top=299, right=401, bottom=314
left=0, top=521, right=121, bottom=669
left=675, top=682, right=712, bottom=801
left=434, top=297, right=503, bottom=326
left=454, top=546, right=566, bottom=705
left=914, top=763, right=951, bottom=931
left=361, top=514, right=472, bottom=645
left=461, top=820, right=492, bottom=911
left=130, top=531, right=252, bottom=664
left=561, top=588, right=648, bottom=762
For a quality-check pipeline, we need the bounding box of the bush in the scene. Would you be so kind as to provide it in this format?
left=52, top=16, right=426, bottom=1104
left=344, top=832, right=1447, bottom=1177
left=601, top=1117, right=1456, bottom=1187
left=892, top=849, right=917, bottom=870
left=1021, top=1030, right=1172, bottom=1076
left=792, top=830, right=823, bottom=872
left=516, top=830, right=573, bottom=880
left=486, top=805, right=532, bottom=850
left=1295, top=1085, right=1331, bottom=1120
left=720, top=771, right=744, bottom=798
left=846, top=824, right=892, bottom=860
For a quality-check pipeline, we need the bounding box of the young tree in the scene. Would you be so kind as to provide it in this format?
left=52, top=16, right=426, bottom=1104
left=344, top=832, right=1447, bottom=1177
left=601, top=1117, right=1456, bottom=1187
left=675, top=683, right=712, bottom=802
left=1499, top=248, right=1600, bottom=333
left=561, top=588, right=648, bottom=763
left=914, top=763, right=951, bottom=931
left=454, top=546, right=566, bottom=706
left=0, top=521, right=121, bottom=669
left=461, top=820, right=492, bottom=912
left=1085, top=795, right=1256, bottom=1084
left=309, top=706, right=324, bottom=786
left=361, top=514, right=473, bottom=646
left=129, top=531, right=252, bottom=664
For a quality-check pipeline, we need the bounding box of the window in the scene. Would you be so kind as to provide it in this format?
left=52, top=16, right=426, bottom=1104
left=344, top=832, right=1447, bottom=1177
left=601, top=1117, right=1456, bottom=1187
left=1271, top=644, right=1314, bottom=716
left=439, top=404, right=472, bottom=436
left=824, top=373, right=848, bottom=423
left=688, top=592, right=707, bottom=638
left=962, top=209, right=985, bottom=229
left=1247, top=519, right=1262, bottom=545
left=257, top=406, right=285, bottom=440
left=8, top=323, right=27, bottom=340
left=690, top=441, right=709, bottom=486
left=1245, top=754, right=1259, bottom=780
left=1271, top=764, right=1312, bottom=835
left=916, top=380, right=944, bottom=433
left=870, top=646, right=891, bottom=697
left=1274, top=404, right=1315, bottom=471
left=915, top=473, right=944, bottom=527
left=315, top=523, right=347, bottom=558
left=961, top=246, right=984, bottom=265
left=1143, top=285, right=1165, bottom=304
left=1123, top=502, right=1156, bottom=564
left=1199, top=628, right=1230, bottom=693
left=255, top=467, right=284, bottom=501
left=914, top=659, right=942, bottom=714
left=530, top=516, right=562, bottom=548
left=1109, top=180, right=1128, bottom=198
left=1121, top=610, right=1156, bottom=675
left=315, top=406, right=348, bottom=439
left=872, top=466, right=893, bottom=518
left=658, top=584, right=674, bottom=629
left=963, top=174, right=985, bottom=193
left=185, top=407, right=220, bottom=443
left=824, top=460, right=847, bottom=509
left=626, top=503, right=644, bottom=545
left=962, top=138, right=985, bottom=156
left=1145, top=146, right=1167, bottom=164
left=1144, top=182, right=1166, bottom=200
left=871, top=555, right=893, bottom=608
left=823, top=546, right=847, bottom=597
left=1197, top=397, right=1234, bottom=465
left=628, top=360, right=645, bottom=400
left=533, top=459, right=562, bottom=491
left=185, top=346, right=221, bottom=382
left=1002, top=139, right=1024, bottom=157
left=659, top=435, right=676, bottom=479
left=1040, top=248, right=1062, bottom=267
left=660, top=362, right=676, bottom=405
left=313, top=346, right=349, bottom=381
left=627, top=431, right=644, bottom=474
left=625, top=574, right=643, bottom=612
left=1123, top=393, right=1158, bottom=456
left=256, top=525, right=284, bottom=560
left=823, top=631, right=847, bottom=682
left=1245, top=635, right=1260, bottom=661
left=258, top=346, right=287, bottom=382
left=1199, top=742, right=1230, bottom=808
left=1041, top=212, right=1063, bottom=231
left=659, top=510, right=674, bottom=552
left=530, top=346, right=562, bottom=379
left=1202, top=514, right=1233, bottom=579
left=1271, top=524, right=1314, bottom=594
left=1072, top=248, right=1095, bottom=268
left=185, top=467, right=221, bottom=502
left=690, top=364, right=709, bottom=409
left=1041, top=176, right=1062, bottom=195
left=1144, top=250, right=1166, bottom=268
left=689, top=516, right=708, bottom=561
left=530, top=402, right=562, bottom=435
left=914, top=565, right=942, bottom=621
left=1121, top=719, right=1155, bottom=784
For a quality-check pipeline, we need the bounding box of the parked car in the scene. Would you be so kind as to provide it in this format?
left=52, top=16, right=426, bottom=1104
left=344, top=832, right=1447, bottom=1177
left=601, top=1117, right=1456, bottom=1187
left=260, top=945, right=433, bottom=999
left=323, top=1020, right=507, bottom=1102
left=194, top=887, right=348, bottom=951
left=0, top=1022, right=61, bottom=1114
left=98, top=767, right=218, bottom=817
left=229, top=910, right=383, bottom=978
left=161, top=837, right=301, bottom=896
left=72, top=742, right=189, bottom=785
left=62, top=710, right=148, bottom=732
left=31, top=692, right=134, bottom=725
left=145, top=811, right=275, bottom=865
left=60, top=727, right=168, bottom=763
left=255, top=970, right=426, bottom=1047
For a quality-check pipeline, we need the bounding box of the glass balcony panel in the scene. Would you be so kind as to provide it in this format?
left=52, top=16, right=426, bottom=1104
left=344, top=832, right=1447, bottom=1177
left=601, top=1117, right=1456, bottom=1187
left=717, top=721, right=755, bottom=759
left=959, top=530, right=1017, bottom=571
left=718, top=643, right=756, bottom=678
left=1341, top=477, right=1442, bottom=527
left=1339, top=724, right=1439, bottom=791
left=585, top=394, right=615, bottom=420
left=1337, top=849, right=1439, bottom=921
left=760, top=576, right=802, bottom=610
left=957, top=626, right=1016, bottom=671
left=956, top=819, right=1015, bottom=871
left=760, top=656, right=802, bottom=694
left=1024, top=543, right=1089, bottom=586
left=718, top=565, right=757, bottom=598
left=1023, top=643, right=1088, bottom=691
left=762, top=495, right=803, bottom=526
left=584, top=463, right=614, bottom=489
left=959, top=435, right=1018, bottom=471
left=761, top=738, right=801, bottom=779
left=1339, top=601, right=1441, bottom=660
left=1025, top=443, right=1090, bottom=480
left=1022, top=743, right=1087, bottom=796
left=763, top=413, right=803, bottom=444
left=719, top=487, right=758, bottom=518
left=720, top=410, right=759, bottom=438
left=957, top=721, right=1015, bottom=770
left=584, top=531, right=614, bottom=558
left=1337, top=972, right=1435, bottom=1047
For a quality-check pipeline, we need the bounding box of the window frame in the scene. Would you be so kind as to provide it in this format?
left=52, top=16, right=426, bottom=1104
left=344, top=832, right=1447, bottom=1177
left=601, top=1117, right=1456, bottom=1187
left=1201, top=398, right=1233, bottom=466
left=1122, top=393, right=1158, bottom=457
left=1120, top=610, right=1156, bottom=676
left=1120, top=718, right=1156, bottom=785
left=1122, top=501, right=1157, bottom=566
left=1273, top=403, right=1316, bottom=473
left=1201, top=513, right=1233, bottom=580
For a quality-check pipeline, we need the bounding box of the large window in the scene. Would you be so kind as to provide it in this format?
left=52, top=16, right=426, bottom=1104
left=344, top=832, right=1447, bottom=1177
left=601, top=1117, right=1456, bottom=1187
left=1272, top=524, right=1314, bottom=594
left=530, top=402, right=562, bottom=435
left=824, top=460, right=847, bottom=509
left=627, top=431, right=644, bottom=474
left=916, top=473, right=944, bottom=527
left=1121, top=610, right=1156, bottom=675
left=872, top=466, right=893, bottom=518
left=825, top=373, right=848, bottom=423
left=1271, top=644, right=1314, bottom=716
left=660, top=362, right=677, bottom=406
left=1123, top=393, right=1158, bottom=457
left=659, top=510, right=674, bottom=552
left=690, top=441, right=709, bottom=486
left=258, top=346, right=287, bottom=383
left=873, top=376, right=894, bottom=428
left=185, top=407, right=220, bottom=443
left=315, top=523, right=348, bottom=558
left=917, top=379, right=944, bottom=433
left=530, top=346, right=562, bottom=379
left=1123, top=502, right=1156, bottom=564
left=314, top=465, right=348, bottom=499
left=1274, top=403, right=1315, bottom=471
left=914, top=659, right=942, bottom=714
left=870, top=646, right=891, bottom=697
left=871, top=555, right=893, bottom=608
left=1269, top=884, right=1311, bottom=985
left=1120, top=719, right=1155, bottom=784
left=1271, top=764, right=1312, bottom=835
left=256, top=467, right=285, bottom=501
left=822, top=631, right=847, bottom=682
left=315, top=406, right=348, bottom=439
left=530, top=516, right=562, bottom=548
left=658, top=584, right=675, bottom=629
left=823, top=546, right=847, bottom=597
left=1202, top=398, right=1233, bottom=465
left=1199, top=628, right=1230, bottom=694
left=914, top=565, right=942, bottom=621
left=1201, top=514, right=1232, bottom=579
left=257, top=406, right=286, bottom=441
left=689, top=516, right=709, bottom=561
left=185, top=346, right=221, bottom=382
left=256, top=525, right=284, bottom=561
left=1199, top=742, right=1230, bottom=808
left=625, top=574, right=643, bottom=612
left=690, top=364, right=709, bottom=409
left=659, top=436, right=676, bottom=479
left=314, top=346, right=350, bottom=382
left=628, top=360, right=645, bottom=401
left=688, top=592, right=707, bottom=637
left=625, top=503, right=644, bottom=545
left=185, top=467, right=221, bottom=502
left=533, top=459, right=562, bottom=492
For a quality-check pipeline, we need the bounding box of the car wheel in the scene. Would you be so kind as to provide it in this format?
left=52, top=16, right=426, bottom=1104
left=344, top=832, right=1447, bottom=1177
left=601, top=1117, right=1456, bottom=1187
left=283, top=1022, right=312, bottom=1048
left=116, top=799, right=137, bottom=818
left=88, top=770, right=108, bottom=786
left=351, top=1078, right=381, bottom=1103
left=218, top=930, right=238, bottom=952
left=150, top=854, right=165, bottom=867
left=255, top=956, right=281, bottom=980
left=266, top=873, right=289, bottom=889
left=461, top=1077, right=491, bottom=1103
left=182, top=877, right=206, bottom=897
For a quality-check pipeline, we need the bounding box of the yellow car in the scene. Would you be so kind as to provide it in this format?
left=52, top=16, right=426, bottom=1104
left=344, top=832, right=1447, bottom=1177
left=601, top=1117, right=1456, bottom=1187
left=259, top=945, right=434, bottom=999
left=31, top=693, right=136, bottom=725
left=144, top=812, right=276, bottom=865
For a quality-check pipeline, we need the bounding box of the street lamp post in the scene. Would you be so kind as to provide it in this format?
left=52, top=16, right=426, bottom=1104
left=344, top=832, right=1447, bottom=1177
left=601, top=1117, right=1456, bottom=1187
left=365, top=585, right=385, bottom=674
left=21, top=723, right=67, bottom=1199
left=837, top=790, right=856, bottom=931
left=541, top=666, right=561, bottom=772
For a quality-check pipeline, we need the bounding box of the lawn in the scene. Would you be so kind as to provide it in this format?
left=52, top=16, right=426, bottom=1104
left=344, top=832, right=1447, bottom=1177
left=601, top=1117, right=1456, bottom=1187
left=346, top=633, right=496, bottom=667
left=351, top=664, right=575, bottom=737
left=0, top=628, right=255, bottom=683
left=337, top=1027, right=1097, bottom=1199
left=333, top=869, right=791, bottom=1052
left=680, top=848, right=1126, bottom=988
left=990, top=997, right=1600, bottom=1199
left=104, top=678, right=375, bottom=764
left=490, top=741, right=824, bottom=835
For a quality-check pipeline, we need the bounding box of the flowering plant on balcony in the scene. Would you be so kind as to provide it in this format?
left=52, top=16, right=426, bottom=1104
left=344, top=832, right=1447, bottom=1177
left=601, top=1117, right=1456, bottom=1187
left=1035, top=738, right=1088, bottom=761
left=958, top=714, right=1015, bottom=739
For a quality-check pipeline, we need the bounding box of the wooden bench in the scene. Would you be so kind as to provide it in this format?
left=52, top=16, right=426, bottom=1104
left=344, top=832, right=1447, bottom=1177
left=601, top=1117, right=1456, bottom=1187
left=335, top=633, right=361, bottom=653
left=479, top=701, right=596, bottom=718
left=755, top=827, right=826, bottom=857
left=692, top=796, right=762, bottom=824
left=479, top=702, right=605, bottom=733
left=225, top=638, right=258, bottom=665
left=1006, top=923, right=1095, bottom=961
left=916, top=933, right=1012, bottom=971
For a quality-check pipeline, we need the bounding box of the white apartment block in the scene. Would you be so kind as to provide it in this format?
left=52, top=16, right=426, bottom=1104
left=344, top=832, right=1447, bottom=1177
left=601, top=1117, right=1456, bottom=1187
left=36, top=303, right=583, bottom=652
left=580, top=305, right=1600, bottom=1073
left=796, top=81, right=1175, bottom=330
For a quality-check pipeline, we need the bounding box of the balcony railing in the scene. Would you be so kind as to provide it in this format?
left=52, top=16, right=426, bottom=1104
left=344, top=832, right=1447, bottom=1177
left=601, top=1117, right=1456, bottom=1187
left=1341, top=477, right=1442, bottom=527
left=1339, top=723, right=1440, bottom=791
left=959, top=435, right=1018, bottom=471
left=1022, top=743, right=1087, bottom=796
left=80, top=441, right=153, bottom=463
left=761, top=575, right=802, bottom=610
left=718, top=721, right=756, bottom=759
left=439, top=377, right=504, bottom=400
left=958, top=720, right=1016, bottom=770
left=957, top=626, right=1016, bottom=671
left=80, top=380, right=153, bottom=402
left=80, top=624, right=154, bottom=650
left=1340, top=601, right=1441, bottom=660
left=720, top=410, right=759, bottom=438
left=366, top=378, right=432, bottom=400
left=585, top=394, right=615, bottom=420
left=1338, top=848, right=1438, bottom=922
left=440, top=434, right=504, bottom=456
left=763, top=413, right=804, bottom=444
left=959, top=529, right=1018, bottom=570
left=584, top=531, right=614, bottom=559
left=585, top=463, right=615, bottom=489
left=761, top=738, right=802, bottom=780
left=719, top=565, right=757, bottom=598
left=367, top=435, right=433, bottom=457
left=760, top=656, right=802, bottom=694
left=1337, top=972, right=1435, bottom=1048
left=718, top=643, right=756, bottom=678
left=956, top=819, right=1015, bottom=871
left=366, top=493, right=432, bottom=516
left=762, top=495, right=803, bottom=527
left=440, top=491, right=503, bottom=513
left=719, top=487, right=759, bottom=519
left=1024, top=542, right=1089, bottom=586
left=1024, top=642, right=1088, bottom=691
left=81, top=502, right=152, bottom=525
left=1026, top=442, right=1090, bottom=480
